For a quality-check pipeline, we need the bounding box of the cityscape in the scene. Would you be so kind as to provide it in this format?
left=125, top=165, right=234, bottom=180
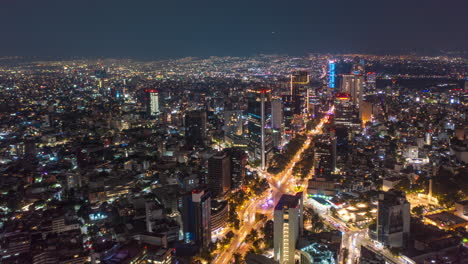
left=1, top=1, right=468, bottom=264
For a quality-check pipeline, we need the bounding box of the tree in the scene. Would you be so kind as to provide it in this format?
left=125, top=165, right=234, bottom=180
left=233, top=253, right=243, bottom=264
left=246, top=229, right=258, bottom=243
left=411, top=205, right=425, bottom=217
left=200, top=248, right=213, bottom=262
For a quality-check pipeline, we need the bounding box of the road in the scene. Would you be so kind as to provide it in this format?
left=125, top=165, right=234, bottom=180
left=214, top=108, right=332, bottom=264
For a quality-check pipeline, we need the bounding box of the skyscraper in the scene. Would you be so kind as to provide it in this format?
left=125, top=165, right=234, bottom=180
left=282, top=95, right=294, bottom=139
left=246, top=88, right=272, bottom=170
left=366, top=72, right=377, bottom=93
left=376, top=189, right=410, bottom=248
left=181, top=189, right=211, bottom=249
left=145, top=89, right=160, bottom=116
left=225, top=148, right=247, bottom=190
left=207, top=152, right=231, bottom=197
left=334, top=93, right=360, bottom=128
left=290, top=71, right=310, bottom=115
left=341, top=75, right=364, bottom=107
left=223, top=110, right=243, bottom=136
left=328, top=61, right=336, bottom=89
left=271, top=96, right=283, bottom=147
left=185, top=110, right=207, bottom=148
left=274, top=193, right=303, bottom=264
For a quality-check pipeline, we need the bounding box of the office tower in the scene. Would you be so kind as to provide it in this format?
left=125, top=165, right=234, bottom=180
left=377, top=190, right=410, bottom=248
left=290, top=71, right=310, bottom=115
left=185, top=110, right=207, bottom=148
left=334, top=93, right=360, bottom=128
left=314, top=130, right=336, bottom=177
left=223, top=110, right=243, bottom=136
left=145, top=89, right=159, bottom=116
left=328, top=60, right=336, bottom=89
left=271, top=96, right=283, bottom=147
left=181, top=189, right=211, bottom=249
left=464, top=79, right=468, bottom=92
left=246, top=88, right=272, bottom=170
left=282, top=95, right=294, bottom=140
left=274, top=193, right=303, bottom=264
left=367, top=72, right=377, bottom=92
left=341, top=75, right=364, bottom=107
left=225, top=148, right=247, bottom=190
left=207, top=152, right=231, bottom=197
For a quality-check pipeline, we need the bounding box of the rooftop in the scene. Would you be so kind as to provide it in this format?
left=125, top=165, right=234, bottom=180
left=275, top=193, right=302, bottom=210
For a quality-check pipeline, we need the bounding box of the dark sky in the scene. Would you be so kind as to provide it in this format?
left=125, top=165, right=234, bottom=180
left=1, top=0, right=467, bottom=58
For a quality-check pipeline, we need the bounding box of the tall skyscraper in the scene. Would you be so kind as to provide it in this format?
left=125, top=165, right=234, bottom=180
left=145, top=89, right=160, bottom=116
left=282, top=95, right=294, bottom=139
left=246, top=88, right=272, bottom=170
left=341, top=75, right=364, bottom=107
left=334, top=93, right=360, bottom=128
left=377, top=189, right=410, bottom=248
left=366, top=72, right=377, bottom=93
left=271, top=96, right=283, bottom=147
left=225, top=148, right=247, bottom=190
left=328, top=61, right=336, bottom=89
left=290, top=71, right=310, bottom=115
left=185, top=110, right=207, bottom=148
left=182, top=189, right=211, bottom=249
left=274, top=193, right=303, bottom=264
left=207, top=152, right=231, bottom=197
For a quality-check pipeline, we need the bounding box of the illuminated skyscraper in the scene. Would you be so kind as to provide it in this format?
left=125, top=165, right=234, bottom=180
left=282, top=95, right=294, bottom=139
left=223, top=110, right=243, bottom=136
left=328, top=61, right=336, bottom=89
left=290, top=71, right=310, bottom=115
left=334, top=92, right=360, bottom=129
left=274, top=193, right=303, bottom=264
left=341, top=74, right=364, bottom=107
left=246, top=88, right=272, bottom=170
left=367, top=72, right=377, bottom=92
left=271, top=96, right=283, bottom=147
left=145, top=89, right=160, bottom=116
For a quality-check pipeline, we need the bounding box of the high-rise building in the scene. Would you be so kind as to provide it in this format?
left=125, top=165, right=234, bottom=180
left=185, top=110, right=207, bottom=148
left=290, top=71, right=310, bottom=115
left=366, top=72, right=377, bottom=93
left=334, top=93, right=360, bottom=128
left=223, top=110, right=243, bottom=136
left=207, top=152, right=231, bottom=197
left=282, top=95, right=294, bottom=139
left=181, top=189, right=211, bottom=249
left=145, top=89, right=160, bottom=116
left=328, top=61, right=336, bottom=89
left=341, top=75, right=364, bottom=107
left=271, top=96, right=283, bottom=147
left=246, top=88, right=272, bottom=170
left=274, top=193, right=303, bottom=264
left=225, top=148, right=247, bottom=190
left=376, top=189, right=410, bottom=248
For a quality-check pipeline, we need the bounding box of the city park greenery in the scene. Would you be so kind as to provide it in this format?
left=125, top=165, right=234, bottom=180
left=267, top=135, right=307, bottom=174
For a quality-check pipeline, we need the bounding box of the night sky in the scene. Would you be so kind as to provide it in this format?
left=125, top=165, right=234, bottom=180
left=1, top=0, right=467, bottom=58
